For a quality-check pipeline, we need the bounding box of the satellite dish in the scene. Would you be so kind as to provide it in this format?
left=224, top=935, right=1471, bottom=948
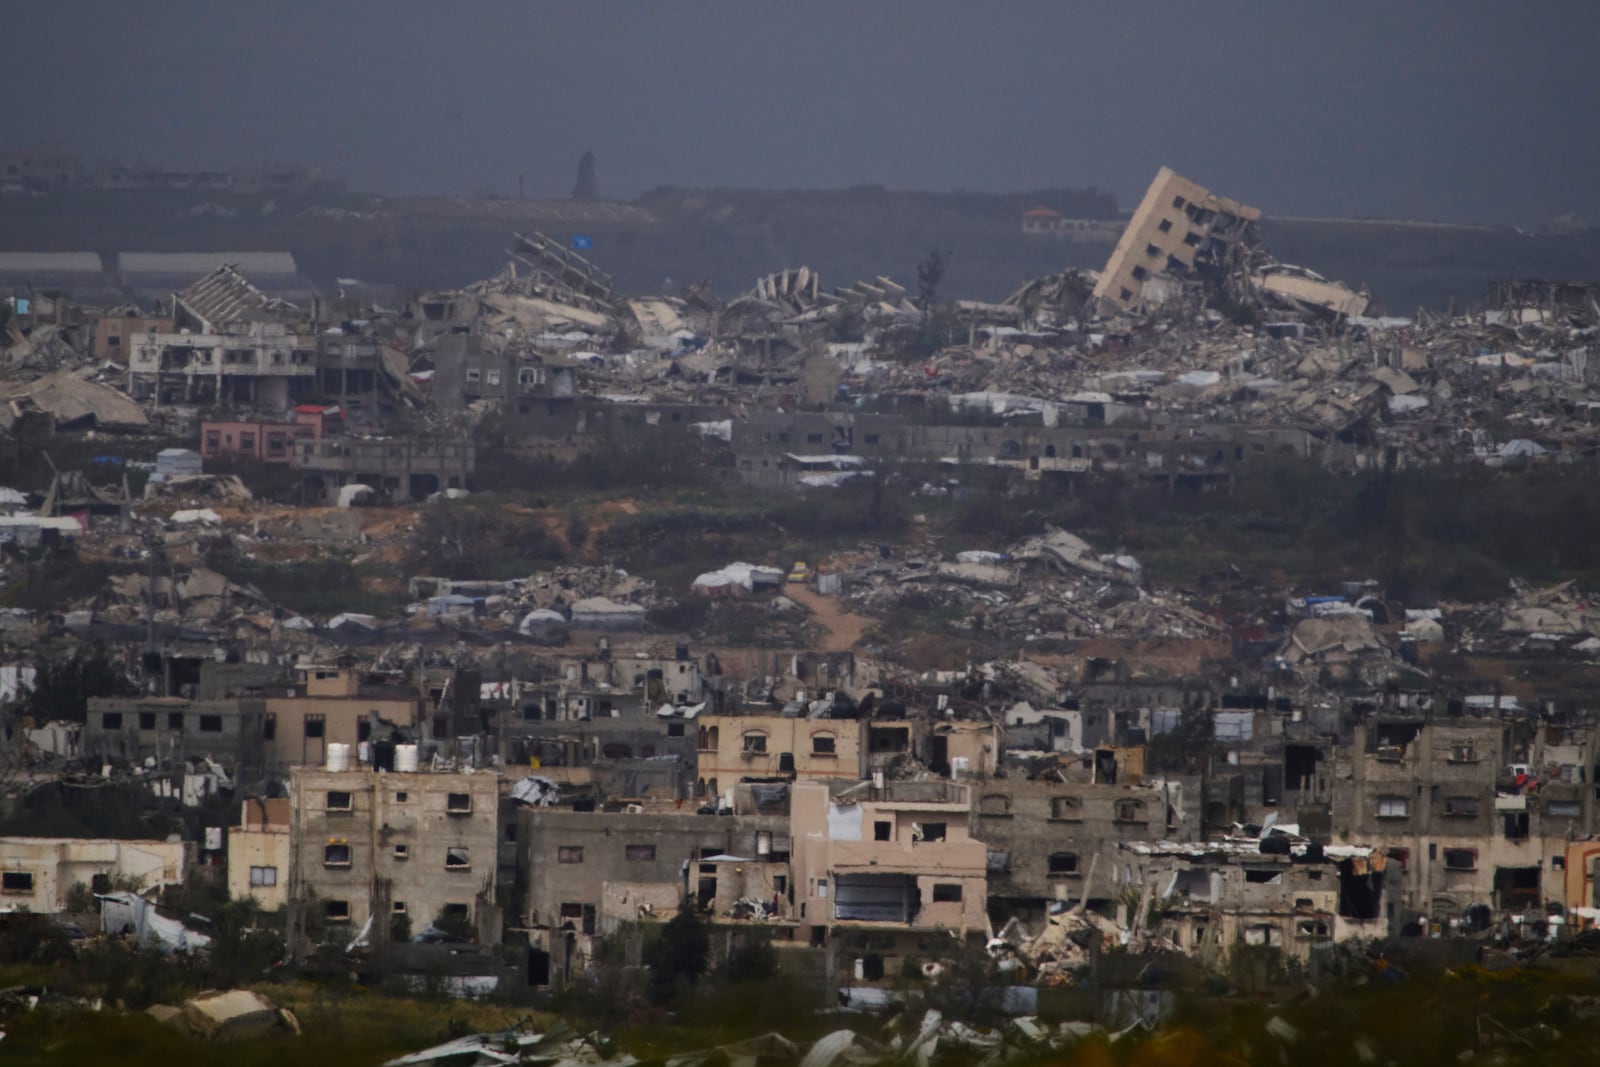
left=1259, top=811, right=1279, bottom=838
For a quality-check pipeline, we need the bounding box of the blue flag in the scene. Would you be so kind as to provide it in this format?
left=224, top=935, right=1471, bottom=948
left=571, top=234, right=593, bottom=250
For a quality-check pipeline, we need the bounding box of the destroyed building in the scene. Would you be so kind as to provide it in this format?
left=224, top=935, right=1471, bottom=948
left=1092, top=167, right=1262, bottom=313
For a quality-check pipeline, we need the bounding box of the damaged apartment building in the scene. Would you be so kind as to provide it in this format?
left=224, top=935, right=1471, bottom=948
left=286, top=759, right=502, bottom=952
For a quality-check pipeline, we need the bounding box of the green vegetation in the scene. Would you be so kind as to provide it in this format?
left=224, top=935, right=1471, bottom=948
left=205, top=549, right=406, bottom=617
left=0, top=555, right=137, bottom=612
left=643, top=901, right=710, bottom=1003
left=402, top=498, right=566, bottom=580
left=597, top=475, right=910, bottom=590
left=16, top=641, right=136, bottom=724
left=942, top=459, right=1600, bottom=602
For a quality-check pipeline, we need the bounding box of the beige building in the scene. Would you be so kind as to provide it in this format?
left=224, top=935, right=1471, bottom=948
left=0, top=837, right=191, bottom=913
left=286, top=766, right=500, bottom=951
left=227, top=797, right=291, bottom=911
left=1092, top=166, right=1260, bottom=311
left=696, top=714, right=862, bottom=801
left=266, top=666, right=425, bottom=770
left=790, top=779, right=990, bottom=937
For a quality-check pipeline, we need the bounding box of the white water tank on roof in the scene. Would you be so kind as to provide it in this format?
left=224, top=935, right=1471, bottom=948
left=325, top=743, right=350, bottom=772
left=396, top=744, right=420, bottom=773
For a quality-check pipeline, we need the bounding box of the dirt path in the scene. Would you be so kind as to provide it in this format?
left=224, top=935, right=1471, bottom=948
left=786, top=582, right=874, bottom=651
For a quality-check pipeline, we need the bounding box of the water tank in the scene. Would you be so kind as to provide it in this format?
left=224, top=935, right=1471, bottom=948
left=395, top=744, right=420, bottom=773
left=373, top=741, right=396, bottom=772
left=325, top=743, right=350, bottom=772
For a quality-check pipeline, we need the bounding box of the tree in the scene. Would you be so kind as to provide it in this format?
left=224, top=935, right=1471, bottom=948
left=20, top=642, right=136, bottom=724
left=644, top=899, right=709, bottom=1003
left=431, top=905, right=476, bottom=942
left=572, top=150, right=598, bottom=201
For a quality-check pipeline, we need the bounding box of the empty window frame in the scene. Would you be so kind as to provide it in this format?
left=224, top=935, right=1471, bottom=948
left=445, top=847, right=470, bottom=870
left=978, top=793, right=1010, bottom=816
left=742, top=732, right=768, bottom=754
left=326, top=791, right=353, bottom=811
left=324, top=843, right=352, bottom=866
left=1048, top=852, right=1079, bottom=875
left=811, top=732, right=837, bottom=755
left=446, top=793, right=472, bottom=813
left=931, top=883, right=963, bottom=903
left=1050, top=796, right=1081, bottom=820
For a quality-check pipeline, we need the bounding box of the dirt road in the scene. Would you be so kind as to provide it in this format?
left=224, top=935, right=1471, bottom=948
left=785, top=582, right=874, bottom=651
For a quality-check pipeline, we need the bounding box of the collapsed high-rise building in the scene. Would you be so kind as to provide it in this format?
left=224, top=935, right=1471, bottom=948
left=1092, top=166, right=1262, bottom=312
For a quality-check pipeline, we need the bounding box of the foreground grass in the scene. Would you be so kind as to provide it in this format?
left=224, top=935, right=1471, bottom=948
left=0, top=981, right=546, bottom=1067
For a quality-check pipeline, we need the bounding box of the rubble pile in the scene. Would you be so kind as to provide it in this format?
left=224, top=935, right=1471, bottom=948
left=838, top=528, right=1220, bottom=644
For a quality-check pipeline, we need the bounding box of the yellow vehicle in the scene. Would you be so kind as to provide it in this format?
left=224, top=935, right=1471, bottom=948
left=787, top=561, right=810, bottom=583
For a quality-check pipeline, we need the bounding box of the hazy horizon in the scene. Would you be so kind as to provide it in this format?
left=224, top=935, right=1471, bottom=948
left=8, top=2, right=1599, bottom=226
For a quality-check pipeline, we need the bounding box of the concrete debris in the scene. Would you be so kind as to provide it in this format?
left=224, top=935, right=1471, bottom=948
left=387, top=1012, right=1098, bottom=1067
left=181, top=989, right=292, bottom=1040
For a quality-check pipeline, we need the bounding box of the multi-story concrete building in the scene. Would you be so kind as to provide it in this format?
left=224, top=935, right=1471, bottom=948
left=695, top=713, right=864, bottom=801
left=287, top=765, right=500, bottom=952
left=93, top=311, right=174, bottom=363
left=129, top=320, right=318, bottom=409
left=264, top=666, right=427, bottom=771
left=1329, top=717, right=1591, bottom=929
left=973, top=776, right=1202, bottom=928
left=292, top=434, right=474, bottom=502
left=200, top=405, right=332, bottom=464
left=83, top=695, right=268, bottom=777
left=516, top=797, right=792, bottom=987
left=790, top=779, right=991, bottom=979
left=1117, top=839, right=1394, bottom=967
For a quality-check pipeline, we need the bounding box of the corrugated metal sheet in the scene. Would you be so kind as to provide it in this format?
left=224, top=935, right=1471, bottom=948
left=174, top=266, right=276, bottom=327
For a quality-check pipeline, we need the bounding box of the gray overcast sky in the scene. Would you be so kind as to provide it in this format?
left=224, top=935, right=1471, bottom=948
left=9, top=1, right=1597, bottom=223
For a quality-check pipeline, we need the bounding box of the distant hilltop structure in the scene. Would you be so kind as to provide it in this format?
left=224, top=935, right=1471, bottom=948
left=0, top=142, right=342, bottom=197
left=1020, top=206, right=1122, bottom=242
